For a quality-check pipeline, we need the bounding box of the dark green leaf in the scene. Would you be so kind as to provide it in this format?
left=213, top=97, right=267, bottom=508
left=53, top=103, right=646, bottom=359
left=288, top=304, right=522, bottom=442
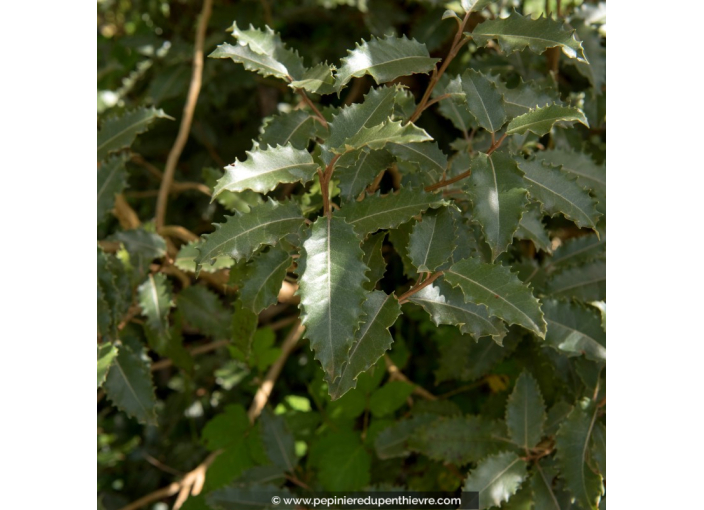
left=463, top=452, right=528, bottom=510
left=97, top=107, right=171, bottom=160
left=543, top=299, right=606, bottom=362
left=506, top=104, right=588, bottom=136
left=104, top=343, right=157, bottom=425
left=460, top=69, right=507, bottom=132
left=97, top=154, right=128, bottom=222
left=260, top=408, right=297, bottom=472
left=506, top=371, right=546, bottom=449
left=408, top=207, right=458, bottom=272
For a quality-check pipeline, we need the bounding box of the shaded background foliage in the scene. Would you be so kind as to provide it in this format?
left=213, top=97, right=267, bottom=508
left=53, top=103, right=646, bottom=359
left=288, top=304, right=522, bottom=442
left=98, top=1, right=605, bottom=509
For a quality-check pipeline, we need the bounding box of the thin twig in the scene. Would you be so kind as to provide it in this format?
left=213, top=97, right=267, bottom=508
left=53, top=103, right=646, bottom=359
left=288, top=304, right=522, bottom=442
left=155, top=0, right=213, bottom=230
left=384, top=355, right=437, bottom=400
left=397, top=272, right=443, bottom=304
left=425, top=169, right=471, bottom=192
left=296, top=88, right=328, bottom=128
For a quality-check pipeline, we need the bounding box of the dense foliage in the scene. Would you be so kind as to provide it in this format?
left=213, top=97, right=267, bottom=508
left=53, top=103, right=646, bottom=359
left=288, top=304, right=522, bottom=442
left=97, top=1, right=606, bottom=509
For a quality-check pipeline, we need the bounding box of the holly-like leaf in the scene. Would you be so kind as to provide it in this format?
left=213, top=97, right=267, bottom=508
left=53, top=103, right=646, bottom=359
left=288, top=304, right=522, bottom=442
left=471, top=10, right=587, bottom=62
left=260, top=408, right=297, bottom=472
left=258, top=110, right=318, bottom=150
left=104, top=343, right=157, bottom=425
left=97, top=106, right=171, bottom=161
left=232, top=300, right=258, bottom=359
left=334, top=35, right=439, bottom=93
left=555, top=400, right=605, bottom=509
left=467, top=152, right=529, bottom=260
left=460, top=69, right=507, bottom=133
left=175, top=241, right=235, bottom=273
left=178, top=285, right=231, bottom=339
left=515, top=204, right=552, bottom=253
left=328, top=291, right=401, bottom=400
left=409, top=280, right=507, bottom=342
left=494, top=77, right=563, bottom=119
left=388, top=141, right=448, bottom=183
left=543, top=298, right=606, bottom=362
left=407, top=207, right=457, bottom=272
left=97, top=343, right=118, bottom=388
left=375, top=414, right=438, bottom=459
left=516, top=158, right=600, bottom=230
left=289, top=62, right=336, bottom=95
left=330, top=118, right=432, bottom=154
left=506, top=104, right=588, bottom=136
left=137, top=273, right=172, bottom=339
left=537, top=149, right=606, bottom=199
left=337, top=188, right=445, bottom=237
left=239, top=246, right=292, bottom=314
left=445, top=257, right=547, bottom=337
left=436, top=333, right=519, bottom=383
left=361, top=232, right=387, bottom=290
left=506, top=371, right=546, bottom=449
left=336, top=149, right=394, bottom=204
left=214, top=144, right=318, bottom=195
left=570, top=20, right=606, bottom=92
left=197, top=200, right=304, bottom=269
left=97, top=154, right=128, bottom=222
left=547, top=233, right=606, bottom=271
left=434, top=75, right=475, bottom=134
left=463, top=452, right=528, bottom=510
left=112, top=228, right=167, bottom=275
left=297, top=215, right=369, bottom=381
left=547, top=260, right=606, bottom=301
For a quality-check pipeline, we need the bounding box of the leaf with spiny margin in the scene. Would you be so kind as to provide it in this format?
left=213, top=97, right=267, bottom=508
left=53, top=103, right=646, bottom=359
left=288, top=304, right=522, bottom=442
left=337, top=188, right=445, bottom=237
left=436, top=332, right=519, bottom=383
left=408, top=415, right=508, bottom=465
left=537, top=149, right=606, bottom=199
left=204, top=168, right=265, bottom=214
left=408, top=207, right=457, bottom=272
left=327, top=291, right=401, bottom=400
left=214, top=144, right=317, bottom=195
left=471, top=10, right=587, bottom=62
left=460, top=69, right=507, bottom=133
left=98, top=248, right=131, bottom=336
left=325, top=86, right=398, bottom=150
left=289, top=62, right=336, bottom=95
left=137, top=273, right=172, bottom=339
left=232, top=300, right=258, bottom=359
left=97, top=285, right=111, bottom=337
left=336, top=149, right=394, bottom=204
left=388, top=141, right=448, bottom=183
left=461, top=0, right=495, bottom=13
left=387, top=220, right=417, bottom=277
left=531, top=458, right=573, bottom=510
left=334, top=35, right=439, bottom=93
left=507, top=104, right=588, bottom=136
left=463, top=452, right=528, bottom=510
left=97, top=106, right=171, bottom=161
left=547, top=260, right=605, bottom=301
left=260, top=408, right=297, bottom=472
left=467, top=152, right=529, bottom=260
left=178, top=285, right=231, bottom=339
left=433, top=74, right=475, bottom=133
left=506, top=371, right=546, bottom=449
left=330, top=118, right=432, bottom=154
left=112, top=228, right=167, bottom=276
left=208, top=484, right=295, bottom=510
left=297, top=215, right=369, bottom=381
left=210, top=43, right=291, bottom=80
left=97, top=154, right=128, bottom=222
left=547, top=232, right=605, bottom=271
left=361, top=232, right=387, bottom=290
left=240, top=246, right=292, bottom=314
left=515, top=203, right=552, bottom=253
left=517, top=158, right=600, bottom=230
left=445, top=257, right=547, bottom=337
left=543, top=299, right=606, bottom=362
left=409, top=280, right=507, bottom=343
left=555, top=400, right=605, bottom=509
left=570, top=19, right=606, bottom=92
left=97, top=343, right=118, bottom=388
left=197, top=200, right=304, bottom=269
left=258, top=110, right=318, bottom=150
left=375, top=414, right=438, bottom=459
left=175, top=241, right=234, bottom=273
left=104, top=343, right=157, bottom=425
left=492, top=77, right=563, bottom=119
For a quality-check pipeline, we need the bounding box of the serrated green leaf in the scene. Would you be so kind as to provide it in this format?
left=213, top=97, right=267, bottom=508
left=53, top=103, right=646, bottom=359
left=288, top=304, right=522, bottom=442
left=104, top=343, right=157, bottom=425
left=112, top=228, right=167, bottom=276
left=515, top=204, right=552, bottom=253
left=214, top=144, right=318, bottom=195
left=240, top=246, right=292, bottom=314
left=208, top=484, right=294, bottom=510
left=410, top=280, right=507, bottom=342
left=467, top=152, right=529, bottom=260
left=555, top=401, right=604, bottom=509
left=97, top=106, right=171, bottom=161
left=445, top=257, right=546, bottom=337
left=210, top=42, right=290, bottom=80
left=517, top=158, right=600, bottom=230
left=289, top=62, right=336, bottom=95
left=203, top=438, right=255, bottom=491
left=260, top=408, right=297, bottom=472
left=388, top=141, right=448, bottom=183
left=259, top=110, right=318, bottom=150
left=547, top=260, right=605, bottom=301
left=97, top=154, right=128, bottom=222
left=471, top=10, right=587, bottom=62
left=97, top=343, right=119, bottom=388
left=361, top=232, right=387, bottom=290
left=493, top=77, right=563, bottom=118
left=374, top=414, right=438, bottom=459
left=232, top=300, right=258, bottom=359
left=506, top=371, right=546, bottom=449
left=464, top=452, right=528, bottom=510
left=337, top=188, right=445, bottom=237
left=336, top=149, right=394, bottom=204
left=531, top=458, right=573, bottom=510
left=298, top=215, right=369, bottom=381
left=334, top=35, right=439, bottom=92
left=97, top=284, right=112, bottom=337
left=543, top=298, right=606, bottom=362
left=202, top=404, right=250, bottom=451
left=137, top=273, right=172, bottom=339
left=369, top=381, right=414, bottom=417
left=178, top=285, right=231, bottom=338
left=409, top=415, right=508, bottom=465
left=387, top=220, right=417, bottom=277
left=197, top=200, right=304, bottom=269
left=460, top=69, right=507, bottom=133
left=434, top=74, right=475, bottom=133
left=537, top=149, right=606, bottom=199
left=98, top=248, right=131, bottom=337
left=547, top=233, right=606, bottom=271
left=317, top=431, right=372, bottom=491
left=174, top=240, right=235, bottom=273
left=436, top=333, right=519, bottom=383
left=408, top=207, right=458, bottom=272
left=507, top=104, right=588, bottom=136
left=571, top=20, right=606, bottom=92
left=330, top=118, right=432, bottom=154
